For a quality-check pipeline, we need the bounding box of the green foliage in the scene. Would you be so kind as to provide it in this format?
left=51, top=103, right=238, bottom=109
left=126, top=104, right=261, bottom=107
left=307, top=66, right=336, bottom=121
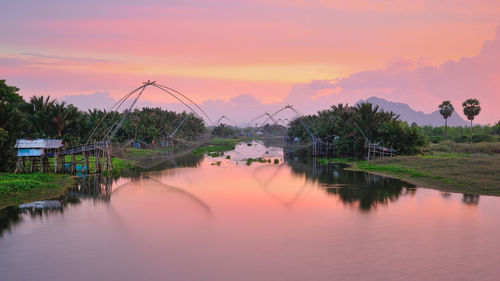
left=193, top=145, right=235, bottom=156
left=439, top=100, right=454, bottom=120
left=430, top=141, right=500, bottom=154
left=245, top=158, right=268, bottom=166
left=439, top=100, right=454, bottom=138
left=287, top=102, right=425, bottom=158
left=462, top=99, right=481, bottom=121
left=418, top=125, right=500, bottom=143
left=0, top=80, right=207, bottom=172
left=0, top=80, right=28, bottom=171
left=462, top=98, right=481, bottom=143
left=212, top=124, right=239, bottom=137
left=192, top=138, right=241, bottom=156
left=0, top=173, right=74, bottom=208
left=356, top=163, right=431, bottom=178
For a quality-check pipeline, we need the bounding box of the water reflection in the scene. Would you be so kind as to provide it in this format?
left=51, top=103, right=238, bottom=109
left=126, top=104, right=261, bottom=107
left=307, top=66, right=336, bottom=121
left=286, top=160, right=416, bottom=210
left=138, top=176, right=212, bottom=215
left=0, top=153, right=204, bottom=237
left=127, top=152, right=203, bottom=173
left=1, top=143, right=498, bottom=281
left=0, top=196, right=80, bottom=237
left=463, top=194, right=480, bottom=205
left=252, top=163, right=308, bottom=208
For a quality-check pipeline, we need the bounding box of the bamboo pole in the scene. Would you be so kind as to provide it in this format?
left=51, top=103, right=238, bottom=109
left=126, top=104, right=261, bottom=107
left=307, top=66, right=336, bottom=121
left=85, top=151, right=90, bottom=174
left=54, top=153, right=58, bottom=173
left=71, top=154, right=76, bottom=174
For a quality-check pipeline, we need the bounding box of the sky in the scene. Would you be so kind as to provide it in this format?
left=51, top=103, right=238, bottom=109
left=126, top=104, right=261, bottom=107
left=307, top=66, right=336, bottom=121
left=1, top=0, right=499, bottom=124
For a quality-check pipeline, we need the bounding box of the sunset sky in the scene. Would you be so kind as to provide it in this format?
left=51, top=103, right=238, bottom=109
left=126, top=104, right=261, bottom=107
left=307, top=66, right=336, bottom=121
left=1, top=0, right=499, bottom=124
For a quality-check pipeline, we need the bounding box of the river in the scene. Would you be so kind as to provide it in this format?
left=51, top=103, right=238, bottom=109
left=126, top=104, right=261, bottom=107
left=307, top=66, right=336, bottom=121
left=1, top=141, right=499, bottom=281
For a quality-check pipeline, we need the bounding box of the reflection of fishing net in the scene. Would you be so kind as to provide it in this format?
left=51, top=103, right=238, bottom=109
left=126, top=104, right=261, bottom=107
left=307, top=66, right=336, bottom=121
left=109, top=133, right=210, bottom=170
left=251, top=162, right=309, bottom=208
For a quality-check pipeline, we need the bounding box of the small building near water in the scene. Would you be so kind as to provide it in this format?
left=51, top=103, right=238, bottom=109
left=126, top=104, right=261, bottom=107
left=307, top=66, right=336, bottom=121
left=14, top=139, right=63, bottom=173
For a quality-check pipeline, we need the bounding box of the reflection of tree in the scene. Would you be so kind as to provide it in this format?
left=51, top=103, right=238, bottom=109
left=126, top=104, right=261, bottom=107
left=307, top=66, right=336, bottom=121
left=71, top=175, right=113, bottom=203
left=128, top=153, right=203, bottom=175
left=0, top=153, right=203, bottom=237
left=441, top=192, right=452, bottom=199
left=462, top=194, right=480, bottom=205
left=0, top=207, right=66, bottom=237
left=0, top=207, right=23, bottom=237
left=287, top=160, right=416, bottom=211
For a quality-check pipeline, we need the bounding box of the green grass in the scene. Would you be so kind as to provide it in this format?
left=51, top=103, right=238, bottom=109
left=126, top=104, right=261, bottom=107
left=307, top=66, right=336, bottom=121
left=355, top=162, right=454, bottom=184
left=0, top=173, right=75, bottom=209
left=430, top=141, right=500, bottom=154
left=323, top=154, right=500, bottom=196
left=319, top=157, right=358, bottom=165
left=125, top=147, right=173, bottom=157
left=245, top=158, right=270, bottom=166
left=193, top=138, right=246, bottom=156
left=112, top=157, right=135, bottom=175
left=63, top=155, right=134, bottom=175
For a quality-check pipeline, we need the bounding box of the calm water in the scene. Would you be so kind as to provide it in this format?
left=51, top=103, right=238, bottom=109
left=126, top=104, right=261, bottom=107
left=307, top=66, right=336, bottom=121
left=1, top=142, right=500, bottom=281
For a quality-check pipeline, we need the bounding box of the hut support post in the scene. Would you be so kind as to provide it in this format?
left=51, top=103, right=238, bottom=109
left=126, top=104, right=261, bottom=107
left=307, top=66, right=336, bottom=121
left=85, top=152, right=90, bottom=174
left=71, top=154, right=76, bottom=174
left=54, top=153, right=58, bottom=173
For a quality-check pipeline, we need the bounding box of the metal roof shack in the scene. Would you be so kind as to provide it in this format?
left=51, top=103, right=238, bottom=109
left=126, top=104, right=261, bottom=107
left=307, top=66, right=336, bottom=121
left=15, top=139, right=63, bottom=157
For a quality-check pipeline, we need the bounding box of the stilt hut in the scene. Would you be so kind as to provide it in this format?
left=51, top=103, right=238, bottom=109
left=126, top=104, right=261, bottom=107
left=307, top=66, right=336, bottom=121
left=14, top=139, right=63, bottom=173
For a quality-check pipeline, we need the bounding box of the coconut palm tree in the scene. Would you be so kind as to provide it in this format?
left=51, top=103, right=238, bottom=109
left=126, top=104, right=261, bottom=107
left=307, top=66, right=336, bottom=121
left=438, top=101, right=454, bottom=139
left=28, top=95, right=56, bottom=137
left=462, top=99, right=481, bottom=144
left=52, top=101, right=68, bottom=137
left=353, top=103, right=395, bottom=142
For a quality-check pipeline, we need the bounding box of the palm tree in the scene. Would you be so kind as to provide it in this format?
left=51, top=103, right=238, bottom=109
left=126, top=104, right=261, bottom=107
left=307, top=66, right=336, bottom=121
left=462, top=99, right=481, bottom=144
left=28, top=95, right=55, bottom=137
left=438, top=101, right=454, bottom=139
left=52, top=101, right=67, bottom=137
left=353, top=103, right=394, bottom=142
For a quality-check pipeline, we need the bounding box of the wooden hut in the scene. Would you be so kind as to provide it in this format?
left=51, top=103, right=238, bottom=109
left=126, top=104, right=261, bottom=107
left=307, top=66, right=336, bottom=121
left=14, top=139, right=63, bottom=173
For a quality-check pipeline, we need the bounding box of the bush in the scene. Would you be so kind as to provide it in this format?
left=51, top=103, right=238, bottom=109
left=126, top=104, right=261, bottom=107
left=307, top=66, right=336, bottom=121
left=428, top=135, right=444, bottom=143
left=430, top=141, right=500, bottom=154
left=472, top=134, right=495, bottom=143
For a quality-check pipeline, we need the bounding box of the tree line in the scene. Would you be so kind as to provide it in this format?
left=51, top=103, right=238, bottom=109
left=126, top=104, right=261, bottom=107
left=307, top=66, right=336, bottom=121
left=438, top=99, right=485, bottom=144
left=287, top=103, right=427, bottom=158
left=0, top=80, right=205, bottom=172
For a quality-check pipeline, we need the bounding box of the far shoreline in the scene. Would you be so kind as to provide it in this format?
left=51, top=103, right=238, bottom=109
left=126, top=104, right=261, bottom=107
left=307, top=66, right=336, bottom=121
left=322, top=154, right=500, bottom=196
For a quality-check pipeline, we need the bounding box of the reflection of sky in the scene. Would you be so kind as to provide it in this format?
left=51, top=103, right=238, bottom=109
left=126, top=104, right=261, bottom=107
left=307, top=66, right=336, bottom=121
left=1, top=142, right=500, bottom=280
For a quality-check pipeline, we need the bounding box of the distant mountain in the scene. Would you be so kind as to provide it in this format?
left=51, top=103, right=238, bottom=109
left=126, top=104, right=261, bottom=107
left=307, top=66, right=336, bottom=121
left=356, top=97, right=469, bottom=127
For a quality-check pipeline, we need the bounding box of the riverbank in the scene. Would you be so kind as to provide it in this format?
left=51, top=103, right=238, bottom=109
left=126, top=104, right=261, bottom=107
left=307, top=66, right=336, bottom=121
left=0, top=156, right=132, bottom=209
left=0, top=173, right=75, bottom=209
left=321, top=152, right=500, bottom=196
left=193, top=138, right=249, bottom=156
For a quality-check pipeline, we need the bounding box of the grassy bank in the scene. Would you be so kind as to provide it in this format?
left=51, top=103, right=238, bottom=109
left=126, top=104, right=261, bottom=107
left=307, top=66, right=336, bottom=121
left=193, top=138, right=247, bottom=156
left=321, top=152, right=500, bottom=196
left=125, top=147, right=173, bottom=157
left=430, top=141, right=500, bottom=154
left=62, top=155, right=134, bottom=175
left=0, top=173, right=75, bottom=209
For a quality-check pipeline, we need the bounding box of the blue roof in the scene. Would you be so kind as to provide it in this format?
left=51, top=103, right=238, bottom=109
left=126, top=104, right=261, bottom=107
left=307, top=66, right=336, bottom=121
left=17, top=148, right=43, bottom=157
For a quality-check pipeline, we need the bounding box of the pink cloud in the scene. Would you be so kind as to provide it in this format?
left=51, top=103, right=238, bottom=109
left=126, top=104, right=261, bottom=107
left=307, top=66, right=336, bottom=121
left=286, top=25, right=500, bottom=124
